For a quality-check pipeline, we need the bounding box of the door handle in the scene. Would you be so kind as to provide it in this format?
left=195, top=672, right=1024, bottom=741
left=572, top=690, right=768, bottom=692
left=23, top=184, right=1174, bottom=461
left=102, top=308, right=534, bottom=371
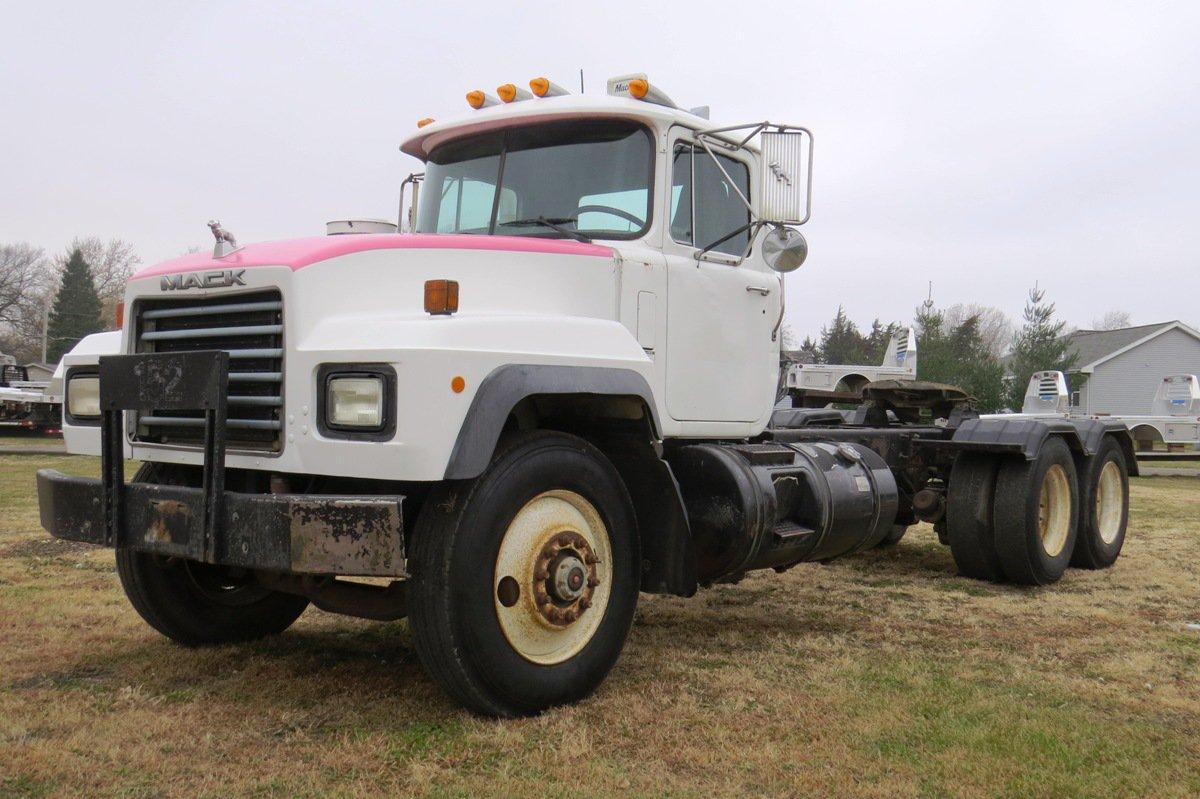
left=746, top=285, right=772, bottom=296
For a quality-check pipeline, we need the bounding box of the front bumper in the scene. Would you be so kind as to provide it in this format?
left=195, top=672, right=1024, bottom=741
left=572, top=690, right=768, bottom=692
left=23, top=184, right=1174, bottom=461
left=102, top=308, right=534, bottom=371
left=36, top=469, right=407, bottom=577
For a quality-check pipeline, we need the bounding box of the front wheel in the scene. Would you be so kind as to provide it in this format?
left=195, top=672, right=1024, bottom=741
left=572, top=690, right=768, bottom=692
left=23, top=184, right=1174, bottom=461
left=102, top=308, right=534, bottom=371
left=116, top=464, right=309, bottom=646
left=408, top=431, right=639, bottom=717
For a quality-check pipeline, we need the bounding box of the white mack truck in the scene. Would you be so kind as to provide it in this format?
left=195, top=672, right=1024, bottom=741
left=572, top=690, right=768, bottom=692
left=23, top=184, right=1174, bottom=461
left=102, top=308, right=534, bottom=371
left=39, top=75, right=1136, bottom=717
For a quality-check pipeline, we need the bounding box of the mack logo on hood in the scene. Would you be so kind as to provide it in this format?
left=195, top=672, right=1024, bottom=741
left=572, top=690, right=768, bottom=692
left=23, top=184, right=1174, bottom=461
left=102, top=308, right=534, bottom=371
left=160, top=269, right=247, bottom=291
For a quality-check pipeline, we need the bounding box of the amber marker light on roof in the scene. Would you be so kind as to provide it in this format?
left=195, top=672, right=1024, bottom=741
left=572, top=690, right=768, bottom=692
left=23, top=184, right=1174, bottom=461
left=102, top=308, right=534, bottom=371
left=424, top=279, right=460, bottom=315
left=529, top=77, right=569, bottom=97
left=628, top=78, right=649, bottom=99
left=451, top=376, right=466, bottom=393
left=466, top=90, right=486, bottom=108
left=497, top=83, right=517, bottom=102
left=417, top=117, right=435, bottom=128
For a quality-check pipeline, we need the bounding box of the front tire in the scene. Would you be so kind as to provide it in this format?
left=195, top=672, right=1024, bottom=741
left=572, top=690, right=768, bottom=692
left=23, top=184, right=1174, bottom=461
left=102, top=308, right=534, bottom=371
left=116, top=464, right=309, bottom=646
left=408, top=431, right=639, bottom=717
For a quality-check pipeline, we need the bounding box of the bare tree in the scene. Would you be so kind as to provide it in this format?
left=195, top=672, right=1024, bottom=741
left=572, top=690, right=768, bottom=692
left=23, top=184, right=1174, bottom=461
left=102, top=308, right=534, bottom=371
left=0, top=243, right=48, bottom=327
left=1091, top=309, right=1132, bottom=331
left=61, top=237, right=141, bottom=303
left=942, top=303, right=1013, bottom=359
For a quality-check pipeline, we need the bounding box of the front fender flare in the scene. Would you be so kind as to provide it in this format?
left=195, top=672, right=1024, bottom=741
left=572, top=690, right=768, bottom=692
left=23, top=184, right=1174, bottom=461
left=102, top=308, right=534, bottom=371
left=444, top=364, right=661, bottom=480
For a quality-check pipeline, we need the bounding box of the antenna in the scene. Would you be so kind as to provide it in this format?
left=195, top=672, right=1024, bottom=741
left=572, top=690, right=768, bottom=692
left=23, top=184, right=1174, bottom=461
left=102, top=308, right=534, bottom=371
left=922, top=281, right=934, bottom=312
left=579, top=69, right=584, bottom=93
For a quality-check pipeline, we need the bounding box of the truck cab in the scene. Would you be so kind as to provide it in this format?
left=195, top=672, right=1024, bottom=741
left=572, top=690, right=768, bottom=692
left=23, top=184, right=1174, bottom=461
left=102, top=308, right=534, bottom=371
left=39, top=75, right=1132, bottom=718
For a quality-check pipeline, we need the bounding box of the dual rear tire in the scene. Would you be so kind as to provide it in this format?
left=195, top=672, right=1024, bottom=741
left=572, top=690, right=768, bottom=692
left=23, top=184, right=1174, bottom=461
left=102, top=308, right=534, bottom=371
left=946, top=436, right=1128, bottom=585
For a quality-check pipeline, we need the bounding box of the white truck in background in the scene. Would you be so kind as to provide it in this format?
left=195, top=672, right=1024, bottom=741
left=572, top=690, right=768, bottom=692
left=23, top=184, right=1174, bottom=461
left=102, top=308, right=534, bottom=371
left=37, top=75, right=1137, bottom=717
left=0, top=363, right=62, bottom=434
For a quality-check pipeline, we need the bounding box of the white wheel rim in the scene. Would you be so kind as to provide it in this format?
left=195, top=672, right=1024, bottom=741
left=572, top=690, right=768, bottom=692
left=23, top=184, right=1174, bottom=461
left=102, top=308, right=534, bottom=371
left=1095, top=460, right=1124, bottom=545
left=493, top=490, right=612, bottom=665
left=1038, top=464, right=1072, bottom=557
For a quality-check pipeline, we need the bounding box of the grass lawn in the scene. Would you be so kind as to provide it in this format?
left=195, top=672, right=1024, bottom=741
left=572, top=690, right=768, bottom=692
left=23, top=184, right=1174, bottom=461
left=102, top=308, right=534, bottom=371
left=1, top=455, right=1198, bottom=798
left=0, top=432, right=63, bottom=448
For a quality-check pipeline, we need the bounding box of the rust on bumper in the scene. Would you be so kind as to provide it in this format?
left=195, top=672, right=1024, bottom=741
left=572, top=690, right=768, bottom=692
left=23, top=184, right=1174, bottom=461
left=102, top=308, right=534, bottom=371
left=36, top=469, right=406, bottom=577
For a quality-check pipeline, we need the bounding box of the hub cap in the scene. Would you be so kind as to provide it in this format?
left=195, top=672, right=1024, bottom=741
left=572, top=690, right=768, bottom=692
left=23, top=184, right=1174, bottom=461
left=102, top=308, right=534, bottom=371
left=1037, top=464, right=1072, bottom=557
left=493, top=490, right=612, bottom=665
left=1095, top=460, right=1124, bottom=545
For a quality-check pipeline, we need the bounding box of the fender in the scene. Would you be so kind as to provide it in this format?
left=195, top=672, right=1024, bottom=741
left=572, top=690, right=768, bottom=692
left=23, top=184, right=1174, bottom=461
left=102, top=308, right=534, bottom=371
left=444, top=363, right=662, bottom=480
left=950, top=416, right=1137, bottom=473
left=951, top=417, right=1082, bottom=459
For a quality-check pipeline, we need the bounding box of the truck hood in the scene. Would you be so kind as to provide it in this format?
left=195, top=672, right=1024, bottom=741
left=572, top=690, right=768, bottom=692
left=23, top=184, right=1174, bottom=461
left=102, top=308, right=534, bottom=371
left=132, top=234, right=615, bottom=280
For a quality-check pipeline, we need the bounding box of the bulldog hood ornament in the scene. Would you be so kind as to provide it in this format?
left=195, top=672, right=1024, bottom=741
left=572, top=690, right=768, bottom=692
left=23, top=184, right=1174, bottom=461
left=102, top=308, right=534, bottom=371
left=208, top=220, right=239, bottom=258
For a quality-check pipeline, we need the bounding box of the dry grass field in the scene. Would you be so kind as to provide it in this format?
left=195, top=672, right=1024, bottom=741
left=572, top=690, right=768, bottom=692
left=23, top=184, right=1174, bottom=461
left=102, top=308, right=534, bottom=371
left=1, top=453, right=1198, bottom=798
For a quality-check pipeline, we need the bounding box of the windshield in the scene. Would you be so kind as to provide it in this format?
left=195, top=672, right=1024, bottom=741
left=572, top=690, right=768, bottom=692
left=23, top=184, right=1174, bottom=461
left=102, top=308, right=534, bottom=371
left=416, top=120, right=653, bottom=240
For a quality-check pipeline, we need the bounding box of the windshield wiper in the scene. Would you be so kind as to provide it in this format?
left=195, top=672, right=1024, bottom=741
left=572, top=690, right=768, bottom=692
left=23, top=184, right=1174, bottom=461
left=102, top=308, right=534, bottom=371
left=498, top=216, right=592, bottom=243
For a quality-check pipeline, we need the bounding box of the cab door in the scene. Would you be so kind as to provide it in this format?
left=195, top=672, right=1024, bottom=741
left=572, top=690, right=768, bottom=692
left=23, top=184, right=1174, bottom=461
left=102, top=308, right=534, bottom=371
left=663, top=129, right=780, bottom=423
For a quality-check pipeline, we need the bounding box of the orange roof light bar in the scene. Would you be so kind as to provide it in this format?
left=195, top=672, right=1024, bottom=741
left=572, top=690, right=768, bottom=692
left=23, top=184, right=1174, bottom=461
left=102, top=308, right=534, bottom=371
left=466, top=90, right=499, bottom=109
left=497, top=83, right=534, bottom=103
left=606, top=73, right=677, bottom=108
left=529, top=77, right=570, bottom=97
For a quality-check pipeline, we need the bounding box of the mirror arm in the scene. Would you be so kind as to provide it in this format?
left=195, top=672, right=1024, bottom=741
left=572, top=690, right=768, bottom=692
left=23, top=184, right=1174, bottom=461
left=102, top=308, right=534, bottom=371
left=695, top=220, right=761, bottom=261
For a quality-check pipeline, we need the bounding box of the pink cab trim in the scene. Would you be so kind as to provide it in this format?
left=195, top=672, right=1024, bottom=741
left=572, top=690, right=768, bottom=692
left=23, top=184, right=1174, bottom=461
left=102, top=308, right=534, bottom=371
left=132, top=234, right=614, bottom=280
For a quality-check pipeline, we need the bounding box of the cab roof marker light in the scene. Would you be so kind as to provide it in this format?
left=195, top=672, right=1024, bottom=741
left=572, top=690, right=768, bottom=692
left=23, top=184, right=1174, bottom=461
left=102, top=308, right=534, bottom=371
left=497, top=83, right=534, bottom=103
left=466, top=90, right=500, bottom=109
left=605, top=72, right=677, bottom=108
left=416, top=117, right=436, bottom=128
left=529, top=77, right=570, bottom=97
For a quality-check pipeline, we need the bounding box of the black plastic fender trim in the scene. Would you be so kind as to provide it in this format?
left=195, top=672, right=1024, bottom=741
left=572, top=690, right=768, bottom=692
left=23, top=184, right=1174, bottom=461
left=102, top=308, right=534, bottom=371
left=950, top=416, right=1136, bottom=473
left=444, top=364, right=661, bottom=480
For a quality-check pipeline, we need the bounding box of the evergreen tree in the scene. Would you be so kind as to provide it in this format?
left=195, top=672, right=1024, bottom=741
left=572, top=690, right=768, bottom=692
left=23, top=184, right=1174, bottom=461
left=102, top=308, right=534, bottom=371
left=46, top=248, right=102, bottom=363
left=913, top=299, right=1006, bottom=412
left=818, top=306, right=863, bottom=364
left=1005, top=286, right=1079, bottom=410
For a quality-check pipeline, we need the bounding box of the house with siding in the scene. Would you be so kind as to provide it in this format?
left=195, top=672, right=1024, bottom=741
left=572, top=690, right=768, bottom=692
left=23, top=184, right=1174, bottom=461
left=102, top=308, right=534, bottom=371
left=1067, top=321, right=1200, bottom=415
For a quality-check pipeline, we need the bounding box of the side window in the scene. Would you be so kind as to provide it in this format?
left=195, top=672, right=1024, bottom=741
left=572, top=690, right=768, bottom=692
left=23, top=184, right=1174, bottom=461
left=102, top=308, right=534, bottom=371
left=670, top=144, right=751, bottom=257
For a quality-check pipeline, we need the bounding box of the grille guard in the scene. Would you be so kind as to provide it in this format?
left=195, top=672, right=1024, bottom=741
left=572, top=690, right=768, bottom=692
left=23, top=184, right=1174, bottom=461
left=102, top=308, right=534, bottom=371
left=39, top=350, right=407, bottom=577
left=100, top=351, right=230, bottom=558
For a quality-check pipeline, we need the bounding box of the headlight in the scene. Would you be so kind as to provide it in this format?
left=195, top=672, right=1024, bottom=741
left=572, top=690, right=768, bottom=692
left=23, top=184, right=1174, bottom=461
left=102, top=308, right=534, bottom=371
left=326, top=375, right=384, bottom=429
left=67, top=374, right=101, bottom=419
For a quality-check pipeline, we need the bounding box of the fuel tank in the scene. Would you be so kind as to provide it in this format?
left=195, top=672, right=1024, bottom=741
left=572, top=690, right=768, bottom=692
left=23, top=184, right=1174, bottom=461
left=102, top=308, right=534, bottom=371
left=666, top=441, right=899, bottom=584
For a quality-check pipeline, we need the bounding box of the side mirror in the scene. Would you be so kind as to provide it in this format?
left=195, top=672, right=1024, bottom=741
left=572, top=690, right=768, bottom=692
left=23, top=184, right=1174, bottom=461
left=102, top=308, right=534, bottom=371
left=762, top=226, right=807, bottom=273
left=758, top=129, right=813, bottom=225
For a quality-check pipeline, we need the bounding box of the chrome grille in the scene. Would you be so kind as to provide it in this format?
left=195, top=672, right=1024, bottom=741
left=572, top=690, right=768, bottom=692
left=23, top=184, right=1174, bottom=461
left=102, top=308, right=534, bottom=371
left=133, top=290, right=284, bottom=451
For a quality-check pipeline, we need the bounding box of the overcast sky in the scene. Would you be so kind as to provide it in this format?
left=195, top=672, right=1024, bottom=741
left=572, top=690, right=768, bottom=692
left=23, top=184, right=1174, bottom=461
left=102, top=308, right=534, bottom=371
left=2, top=1, right=1197, bottom=340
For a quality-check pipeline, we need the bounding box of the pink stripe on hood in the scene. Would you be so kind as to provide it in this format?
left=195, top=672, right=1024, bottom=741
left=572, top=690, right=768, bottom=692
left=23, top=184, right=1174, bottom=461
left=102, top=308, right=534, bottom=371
left=132, top=234, right=614, bottom=280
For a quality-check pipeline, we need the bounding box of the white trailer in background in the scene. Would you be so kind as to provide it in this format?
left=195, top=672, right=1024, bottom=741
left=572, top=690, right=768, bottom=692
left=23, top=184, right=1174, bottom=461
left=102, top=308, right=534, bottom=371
left=994, top=371, right=1200, bottom=451
left=784, top=327, right=916, bottom=399
left=1108, top=375, right=1200, bottom=451
left=981, top=371, right=1072, bottom=420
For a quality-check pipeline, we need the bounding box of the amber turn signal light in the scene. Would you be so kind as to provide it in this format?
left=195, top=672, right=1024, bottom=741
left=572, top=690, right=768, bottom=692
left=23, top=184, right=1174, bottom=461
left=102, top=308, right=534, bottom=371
left=115, top=301, right=125, bottom=329
left=424, top=279, right=460, bottom=315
